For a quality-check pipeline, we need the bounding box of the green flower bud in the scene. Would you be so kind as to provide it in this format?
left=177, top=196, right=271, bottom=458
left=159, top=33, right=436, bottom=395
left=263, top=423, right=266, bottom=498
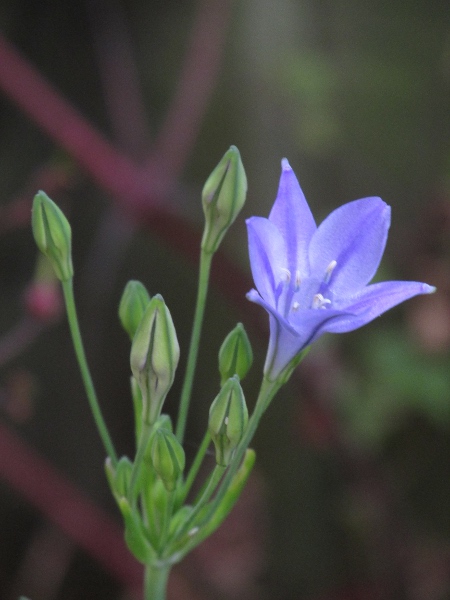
left=118, top=497, right=155, bottom=563
left=169, top=505, right=193, bottom=536
left=31, top=191, right=73, bottom=281
left=130, top=294, right=180, bottom=424
left=209, top=376, right=248, bottom=466
left=119, top=280, right=151, bottom=339
left=201, top=146, right=247, bottom=253
left=218, top=323, right=253, bottom=385
left=105, top=456, right=133, bottom=499
left=151, top=428, right=185, bottom=492
left=154, top=413, right=173, bottom=432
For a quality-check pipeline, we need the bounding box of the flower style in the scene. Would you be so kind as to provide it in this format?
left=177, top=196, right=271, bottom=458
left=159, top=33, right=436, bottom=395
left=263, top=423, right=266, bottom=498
left=246, top=159, right=435, bottom=381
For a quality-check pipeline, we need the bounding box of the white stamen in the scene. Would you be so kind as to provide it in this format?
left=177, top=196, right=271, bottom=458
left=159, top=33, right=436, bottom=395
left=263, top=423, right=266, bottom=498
left=324, top=260, right=337, bottom=283
left=292, top=301, right=300, bottom=311
left=280, top=268, right=291, bottom=283
left=188, top=527, right=199, bottom=537
left=312, top=293, right=331, bottom=309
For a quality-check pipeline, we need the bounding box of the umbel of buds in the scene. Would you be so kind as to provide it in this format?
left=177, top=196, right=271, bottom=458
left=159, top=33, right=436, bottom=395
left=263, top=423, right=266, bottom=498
left=130, top=294, right=179, bottom=425
left=209, top=376, right=248, bottom=466
left=218, top=323, right=253, bottom=385
left=151, top=428, right=185, bottom=492
left=119, top=280, right=151, bottom=339
left=31, top=191, right=73, bottom=282
left=201, top=146, right=247, bottom=254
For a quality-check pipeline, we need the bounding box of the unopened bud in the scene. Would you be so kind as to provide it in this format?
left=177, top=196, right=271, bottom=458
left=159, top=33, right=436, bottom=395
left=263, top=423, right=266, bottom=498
left=209, top=376, right=248, bottom=466
left=218, top=323, right=253, bottom=385
left=201, top=146, right=247, bottom=253
left=31, top=191, right=73, bottom=281
left=151, top=428, right=185, bottom=492
left=130, top=294, right=179, bottom=424
left=119, top=280, right=151, bottom=339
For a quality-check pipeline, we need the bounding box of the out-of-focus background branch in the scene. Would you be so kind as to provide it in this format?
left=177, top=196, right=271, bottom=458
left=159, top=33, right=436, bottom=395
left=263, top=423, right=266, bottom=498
left=0, top=1, right=448, bottom=599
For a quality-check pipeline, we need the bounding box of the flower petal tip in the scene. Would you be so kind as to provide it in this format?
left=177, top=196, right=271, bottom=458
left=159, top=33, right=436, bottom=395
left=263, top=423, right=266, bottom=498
left=246, top=289, right=259, bottom=302
left=423, top=284, right=437, bottom=294
left=281, top=158, right=291, bottom=171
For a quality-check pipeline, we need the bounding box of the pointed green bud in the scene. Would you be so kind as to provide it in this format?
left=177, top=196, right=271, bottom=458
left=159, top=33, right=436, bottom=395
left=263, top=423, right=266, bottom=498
left=169, top=505, right=193, bottom=536
left=119, top=280, right=151, bottom=339
left=31, top=191, right=73, bottom=281
left=114, top=456, right=134, bottom=497
left=208, top=376, right=248, bottom=466
left=105, top=456, right=133, bottom=499
left=118, top=497, right=155, bottom=563
left=130, top=294, right=180, bottom=424
left=154, top=413, right=173, bottom=433
left=201, top=146, right=247, bottom=253
left=151, top=428, right=185, bottom=492
left=218, top=323, right=253, bottom=385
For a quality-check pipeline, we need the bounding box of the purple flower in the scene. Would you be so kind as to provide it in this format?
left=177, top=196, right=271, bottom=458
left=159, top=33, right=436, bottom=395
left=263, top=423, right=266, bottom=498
left=246, top=159, right=435, bottom=381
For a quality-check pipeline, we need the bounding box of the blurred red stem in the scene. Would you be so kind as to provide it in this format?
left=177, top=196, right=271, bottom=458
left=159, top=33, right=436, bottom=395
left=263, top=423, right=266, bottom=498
left=149, top=0, right=232, bottom=180
left=0, top=420, right=142, bottom=589
left=87, top=0, right=151, bottom=158
left=0, top=34, right=146, bottom=204
left=0, top=0, right=232, bottom=214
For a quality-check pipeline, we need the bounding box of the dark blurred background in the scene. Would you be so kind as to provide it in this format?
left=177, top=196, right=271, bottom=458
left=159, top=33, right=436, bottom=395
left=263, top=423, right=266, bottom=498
left=0, top=1, right=449, bottom=599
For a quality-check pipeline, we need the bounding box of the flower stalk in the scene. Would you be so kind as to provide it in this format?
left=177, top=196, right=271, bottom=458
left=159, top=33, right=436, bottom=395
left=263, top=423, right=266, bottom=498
left=61, top=279, right=118, bottom=466
left=175, top=248, right=213, bottom=443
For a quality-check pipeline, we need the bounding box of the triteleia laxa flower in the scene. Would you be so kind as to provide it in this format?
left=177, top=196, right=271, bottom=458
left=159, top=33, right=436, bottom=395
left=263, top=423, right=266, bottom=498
left=246, top=159, right=436, bottom=381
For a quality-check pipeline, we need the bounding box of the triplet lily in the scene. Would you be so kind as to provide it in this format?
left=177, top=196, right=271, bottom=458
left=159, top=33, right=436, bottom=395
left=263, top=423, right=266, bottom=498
left=246, top=159, right=435, bottom=381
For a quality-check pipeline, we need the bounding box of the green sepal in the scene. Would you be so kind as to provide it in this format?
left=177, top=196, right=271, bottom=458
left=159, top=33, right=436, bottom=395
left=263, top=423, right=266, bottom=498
left=141, top=477, right=171, bottom=548
left=142, top=414, right=174, bottom=469
left=130, top=294, right=180, bottom=425
left=151, top=428, right=185, bottom=492
left=116, top=456, right=133, bottom=497
left=218, top=323, right=253, bottom=385
left=105, top=456, right=134, bottom=498
left=119, top=280, right=151, bottom=340
left=169, top=505, right=193, bottom=537
left=151, top=477, right=170, bottom=518
left=154, top=413, right=173, bottom=432
left=201, top=146, right=247, bottom=253
left=209, top=376, right=248, bottom=466
left=118, top=497, right=155, bottom=564
left=31, top=191, right=73, bottom=282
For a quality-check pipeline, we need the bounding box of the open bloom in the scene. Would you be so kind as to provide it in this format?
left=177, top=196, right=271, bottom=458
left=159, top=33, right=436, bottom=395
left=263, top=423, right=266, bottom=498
left=246, top=159, right=435, bottom=381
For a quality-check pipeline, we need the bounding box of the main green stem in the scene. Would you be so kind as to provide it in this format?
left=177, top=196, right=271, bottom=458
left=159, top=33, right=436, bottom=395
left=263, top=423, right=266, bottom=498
left=62, top=279, right=118, bottom=466
left=144, top=564, right=170, bottom=600
left=176, top=249, right=213, bottom=443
